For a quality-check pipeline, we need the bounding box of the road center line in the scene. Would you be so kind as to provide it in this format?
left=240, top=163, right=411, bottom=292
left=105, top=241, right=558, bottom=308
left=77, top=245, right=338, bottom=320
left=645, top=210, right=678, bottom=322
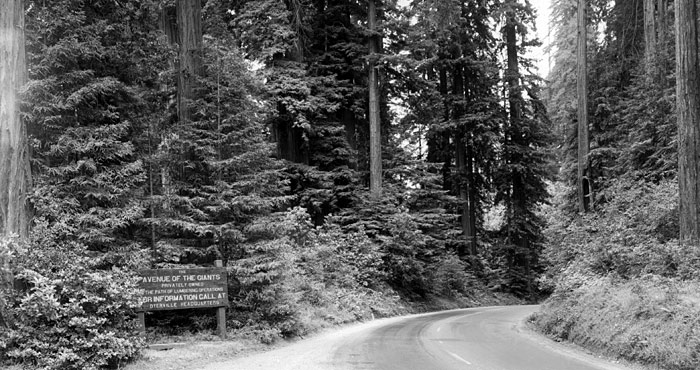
left=448, top=351, right=472, bottom=365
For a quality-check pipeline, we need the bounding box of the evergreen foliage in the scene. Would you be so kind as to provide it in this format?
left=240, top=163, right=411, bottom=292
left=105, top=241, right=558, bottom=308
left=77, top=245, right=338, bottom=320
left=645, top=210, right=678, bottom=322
left=24, top=0, right=164, bottom=263
left=0, top=0, right=563, bottom=367
left=147, top=36, right=289, bottom=266
left=493, top=0, right=553, bottom=296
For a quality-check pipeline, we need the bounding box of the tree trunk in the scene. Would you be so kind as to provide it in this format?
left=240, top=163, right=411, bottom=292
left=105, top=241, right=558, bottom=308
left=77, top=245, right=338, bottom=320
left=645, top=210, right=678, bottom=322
left=676, top=0, right=700, bottom=245
left=466, top=144, right=477, bottom=255
left=439, top=68, right=452, bottom=191
left=0, top=0, right=30, bottom=327
left=177, top=0, right=203, bottom=125
left=0, top=0, right=29, bottom=238
left=657, top=0, right=667, bottom=49
left=506, top=4, right=532, bottom=296
left=577, top=0, right=591, bottom=213
left=452, top=62, right=475, bottom=256
left=644, top=0, right=657, bottom=79
left=368, top=0, right=382, bottom=198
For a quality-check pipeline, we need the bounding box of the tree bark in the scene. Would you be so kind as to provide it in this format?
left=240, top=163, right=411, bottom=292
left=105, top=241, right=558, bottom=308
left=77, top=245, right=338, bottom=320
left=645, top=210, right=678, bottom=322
left=577, top=0, right=590, bottom=213
left=177, top=0, right=203, bottom=125
left=506, top=3, right=532, bottom=295
left=644, top=0, right=657, bottom=79
left=676, top=0, right=700, bottom=245
left=451, top=62, right=476, bottom=256
left=439, top=68, right=452, bottom=191
left=0, top=0, right=30, bottom=328
left=368, top=0, right=382, bottom=198
left=465, top=142, right=477, bottom=255
left=0, top=0, right=30, bottom=238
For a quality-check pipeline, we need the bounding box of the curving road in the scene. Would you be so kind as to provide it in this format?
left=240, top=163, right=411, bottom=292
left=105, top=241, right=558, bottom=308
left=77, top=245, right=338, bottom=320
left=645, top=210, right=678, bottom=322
left=203, top=305, right=640, bottom=370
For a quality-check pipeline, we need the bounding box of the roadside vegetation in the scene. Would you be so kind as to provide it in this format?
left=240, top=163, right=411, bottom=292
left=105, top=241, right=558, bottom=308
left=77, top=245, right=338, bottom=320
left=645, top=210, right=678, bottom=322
left=6, top=0, right=700, bottom=369
left=1, top=0, right=547, bottom=369
left=530, top=0, right=700, bottom=367
left=533, top=180, right=700, bottom=370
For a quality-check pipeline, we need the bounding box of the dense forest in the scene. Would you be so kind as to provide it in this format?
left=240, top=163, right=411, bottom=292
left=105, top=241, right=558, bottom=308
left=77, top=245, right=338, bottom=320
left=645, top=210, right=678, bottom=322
left=1, top=0, right=699, bottom=369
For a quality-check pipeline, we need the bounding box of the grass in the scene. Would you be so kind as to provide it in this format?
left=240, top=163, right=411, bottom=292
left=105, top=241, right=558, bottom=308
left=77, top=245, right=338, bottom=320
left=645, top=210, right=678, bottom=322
left=531, top=275, right=700, bottom=370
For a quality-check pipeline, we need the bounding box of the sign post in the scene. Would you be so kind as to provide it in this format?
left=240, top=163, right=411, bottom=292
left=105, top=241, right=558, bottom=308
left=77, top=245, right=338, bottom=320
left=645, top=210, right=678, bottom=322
left=137, top=260, right=228, bottom=339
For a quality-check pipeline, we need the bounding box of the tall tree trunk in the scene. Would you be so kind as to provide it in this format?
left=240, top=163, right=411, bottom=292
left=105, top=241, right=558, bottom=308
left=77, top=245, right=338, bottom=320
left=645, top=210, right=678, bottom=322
left=177, top=0, right=203, bottom=125
left=0, top=0, right=30, bottom=327
left=657, top=0, right=667, bottom=50
left=466, top=144, right=477, bottom=255
left=657, top=0, right=668, bottom=87
left=506, top=4, right=532, bottom=296
left=452, top=63, right=475, bottom=256
left=644, top=0, right=657, bottom=79
left=368, top=0, right=382, bottom=198
left=676, top=0, right=700, bottom=245
left=439, top=67, right=452, bottom=191
left=577, top=0, right=591, bottom=213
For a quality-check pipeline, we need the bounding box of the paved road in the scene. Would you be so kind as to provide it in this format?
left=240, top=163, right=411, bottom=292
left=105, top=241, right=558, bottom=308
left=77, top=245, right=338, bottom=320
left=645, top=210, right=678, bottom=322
left=203, top=305, right=640, bottom=370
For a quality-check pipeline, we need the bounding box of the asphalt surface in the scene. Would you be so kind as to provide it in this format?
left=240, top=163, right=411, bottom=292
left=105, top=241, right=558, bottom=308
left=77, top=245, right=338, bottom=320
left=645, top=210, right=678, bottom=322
left=202, top=305, right=640, bottom=370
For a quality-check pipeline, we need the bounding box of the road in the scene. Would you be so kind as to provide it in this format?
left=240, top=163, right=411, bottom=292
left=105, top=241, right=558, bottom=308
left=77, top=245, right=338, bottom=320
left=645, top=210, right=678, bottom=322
left=202, top=305, right=640, bottom=370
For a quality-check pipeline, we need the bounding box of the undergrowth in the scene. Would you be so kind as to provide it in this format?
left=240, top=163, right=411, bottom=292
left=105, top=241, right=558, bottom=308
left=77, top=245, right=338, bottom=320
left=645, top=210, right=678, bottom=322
left=533, top=178, right=700, bottom=370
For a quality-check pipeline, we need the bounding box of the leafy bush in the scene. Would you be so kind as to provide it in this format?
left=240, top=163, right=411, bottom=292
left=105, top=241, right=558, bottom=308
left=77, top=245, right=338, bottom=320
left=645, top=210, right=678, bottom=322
left=0, top=226, right=143, bottom=370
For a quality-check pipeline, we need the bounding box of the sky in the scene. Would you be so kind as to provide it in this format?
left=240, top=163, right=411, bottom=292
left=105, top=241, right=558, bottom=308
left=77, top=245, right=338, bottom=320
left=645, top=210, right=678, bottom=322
left=395, top=0, right=553, bottom=77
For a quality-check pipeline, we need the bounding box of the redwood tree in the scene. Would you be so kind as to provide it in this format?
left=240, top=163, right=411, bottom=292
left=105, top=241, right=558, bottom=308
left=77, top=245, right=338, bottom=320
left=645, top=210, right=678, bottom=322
left=0, top=0, right=30, bottom=327
left=177, top=0, right=203, bottom=124
left=368, top=0, right=382, bottom=198
left=676, top=0, right=700, bottom=244
left=577, top=0, right=590, bottom=212
left=0, top=0, right=31, bottom=239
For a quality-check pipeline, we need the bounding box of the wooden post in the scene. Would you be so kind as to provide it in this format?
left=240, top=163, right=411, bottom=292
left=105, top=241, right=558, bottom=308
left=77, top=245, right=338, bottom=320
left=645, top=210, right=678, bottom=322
left=138, top=311, right=146, bottom=335
left=214, top=259, right=226, bottom=340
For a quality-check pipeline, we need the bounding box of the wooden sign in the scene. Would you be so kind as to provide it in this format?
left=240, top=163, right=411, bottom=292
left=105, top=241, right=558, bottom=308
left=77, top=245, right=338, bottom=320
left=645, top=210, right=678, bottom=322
left=136, top=261, right=228, bottom=339
left=138, top=267, right=228, bottom=311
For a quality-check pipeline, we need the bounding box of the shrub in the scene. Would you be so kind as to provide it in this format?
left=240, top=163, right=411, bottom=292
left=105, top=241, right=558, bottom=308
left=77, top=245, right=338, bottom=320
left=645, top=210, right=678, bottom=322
left=428, top=252, right=478, bottom=298
left=534, top=178, right=700, bottom=370
left=229, top=207, right=400, bottom=341
left=0, top=225, right=143, bottom=370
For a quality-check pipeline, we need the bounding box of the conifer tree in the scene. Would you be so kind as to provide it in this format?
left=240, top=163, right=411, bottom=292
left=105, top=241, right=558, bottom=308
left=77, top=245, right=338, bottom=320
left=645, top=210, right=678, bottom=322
left=0, top=0, right=31, bottom=240
left=676, top=0, right=700, bottom=244
left=24, top=0, right=167, bottom=265
left=405, top=0, right=501, bottom=256
left=495, top=0, right=551, bottom=296
left=0, top=0, right=30, bottom=329
left=369, top=0, right=382, bottom=198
